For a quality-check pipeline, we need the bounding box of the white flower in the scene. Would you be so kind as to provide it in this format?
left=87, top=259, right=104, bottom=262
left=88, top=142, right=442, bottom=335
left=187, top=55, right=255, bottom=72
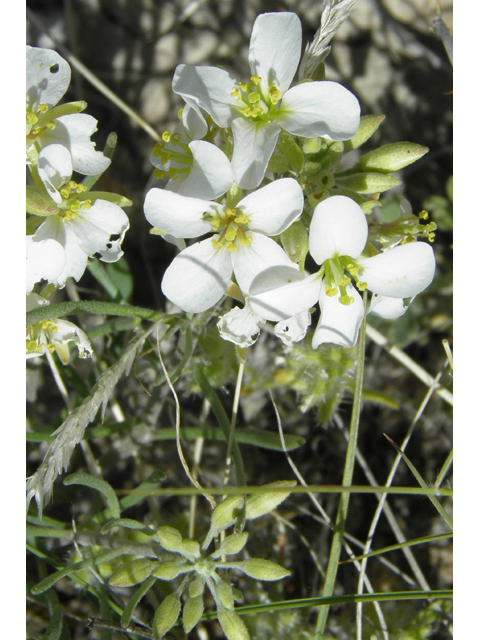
left=27, top=145, right=130, bottom=291
left=250, top=195, right=436, bottom=348
left=217, top=302, right=266, bottom=348
left=172, top=12, right=360, bottom=189
left=26, top=294, right=93, bottom=364
left=26, top=46, right=110, bottom=176
left=144, top=178, right=304, bottom=313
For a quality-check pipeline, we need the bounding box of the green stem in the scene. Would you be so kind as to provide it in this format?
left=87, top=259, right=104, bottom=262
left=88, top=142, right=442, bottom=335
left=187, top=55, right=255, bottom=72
left=314, top=308, right=367, bottom=637
left=26, top=300, right=169, bottom=327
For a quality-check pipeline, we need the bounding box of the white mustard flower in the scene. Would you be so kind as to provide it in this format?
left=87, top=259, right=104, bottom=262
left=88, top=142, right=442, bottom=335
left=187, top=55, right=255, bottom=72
left=172, top=12, right=360, bottom=189
left=249, top=195, right=436, bottom=348
left=144, top=178, right=304, bottom=313
left=26, top=145, right=130, bottom=291
left=26, top=46, right=110, bottom=176
left=26, top=294, right=93, bottom=364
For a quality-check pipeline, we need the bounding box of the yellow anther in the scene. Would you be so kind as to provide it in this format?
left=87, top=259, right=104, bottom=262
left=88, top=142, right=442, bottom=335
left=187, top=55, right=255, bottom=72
left=269, top=86, right=281, bottom=104
left=76, top=184, right=88, bottom=193
left=80, top=199, right=92, bottom=210
left=60, top=187, right=71, bottom=199
left=357, top=282, right=368, bottom=291
left=428, top=232, right=436, bottom=242
left=339, top=294, right=354, bottom=306
left=46, top=121, right=56, bottom=130
left=248, top=92, right=260, bottom=104
left=225, top=207, right=236, bottom=216
left=153, top=169, right=164, bottom=179
left=227, top=242, right=237, bottom=252
left=171, top=132, right=182, bottom=143
left=418, top=210, right=429, bottom=220
left=162, top=131, right=171, bottom=142
left=234, top=214, right=249, bottom=225
left=37, top=103, right=48, bottom=113
left=210, top=218, right=220, bottom=231
left=152, top=143, right=163, bottom=158
left=238, top=235, right=252, bottom=247
left=168, top=168, right=178, bottom=179
left=325, top=285, right=338, bottom=297
left=178, top=107, right=184, bottom=119
left=63, top=209, right=78, bottom=221
left=225, top=227, right=237, bottom=242
left=26, top=112, right=39, bottom=125
left=239, top=82, right=250, bottom=92
left=339, top=277, right=351, bottom=286
left=211, top=238, right=224, bottom=249
left=161, top=153, right=170, bottom=165
left=347, top=263, right=359, bottom=276
left=241, top=106, right=253, bottom=117
left=251, top=75, right=261, bottom=85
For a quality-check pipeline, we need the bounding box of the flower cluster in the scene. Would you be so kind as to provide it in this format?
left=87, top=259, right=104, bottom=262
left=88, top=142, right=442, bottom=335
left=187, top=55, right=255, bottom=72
left=144, top=11, right=436, bottom=350
left=26, top=46, right=131, bottom=362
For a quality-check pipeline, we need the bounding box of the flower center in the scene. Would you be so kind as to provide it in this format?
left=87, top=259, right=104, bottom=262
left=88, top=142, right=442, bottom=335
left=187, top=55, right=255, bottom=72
left=58, top=181, right=92, bottom=220
left=323, top=256, right=368, bottom=305
left=26, top=103, right=56, bottom=138
left=204, top=207, right=252, bottom=253
left=230, top=75, right=281, bottom=122
left=152, top=131, right=193, bottom=181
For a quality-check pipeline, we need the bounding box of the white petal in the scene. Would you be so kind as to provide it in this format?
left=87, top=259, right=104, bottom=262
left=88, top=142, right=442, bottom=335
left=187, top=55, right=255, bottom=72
left=313, top=283, right=364, bottom=348
left=369, top=294, right=409, bottom=319
left=51, top=319, right=93, bottom=361
left=177, top=141, right=233, bottom=199
left=249, top=13, right=302, bottom=97
left=249, top=269, right=321, bottom=321
left=26, top=234, right=66, bottom=292
left=357, top=242, right=435, bottom=298
left=42, top=114, right=111, bottom=175
left=172, top=64, right=238, bottom=127
left=231, top=118, right=281, bottom=189
left=161, top=238, right=232, bottom=312
left=274, top=310, right=311, bottom=347
left=144, top=188, right=213, bottom=238
left=231, top=233, right=295, bottom=293
left=309, top=196, right=368, bottom=265
left=182, top=103, right=208, bottom=140
left=26, top=46, right=71, bottom=109
left=37, top=144, right=73, bottom=203
left=238, top=178, right=304, bottom=236
left=67, top=200, right=129, bottom=262
left=217, top=303, right=264, bottom=348
left=278, top=81, right=360, bottom=140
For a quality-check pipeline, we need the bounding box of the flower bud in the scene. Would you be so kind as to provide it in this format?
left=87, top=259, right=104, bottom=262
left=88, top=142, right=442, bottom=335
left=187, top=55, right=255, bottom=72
left=280, top=221, right=309, bottom=269
left=343, top=114, right=385, bottom=152
left=277, top=131, right=304, bottom=173
left=153, top=593, right=181, bottom=639
left=335, top=172, right=401, bottom=194
left=108, top=558, right=155, bottom=587
left=245, top=480, right=296, bottom=520
left=156, top=526, right=183, bottom=552
left=356, top=142, right=428, bottom=173
left=238, top=558, right=290, bottom=581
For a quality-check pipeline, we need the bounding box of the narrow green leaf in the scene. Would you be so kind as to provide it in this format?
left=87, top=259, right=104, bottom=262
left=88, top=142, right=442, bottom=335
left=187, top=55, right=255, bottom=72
left=43, top=589, right=63, bottom=640
left=120, top=576, right=157, bottom=628
left=100, top=518, right=156, bottom=537
left=153, top=593, right=181, bottom=639
left=64, top=473, right=120, bottom=519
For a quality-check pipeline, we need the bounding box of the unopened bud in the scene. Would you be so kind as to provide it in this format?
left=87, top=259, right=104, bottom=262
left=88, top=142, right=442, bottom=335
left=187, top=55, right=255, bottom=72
left=343, top=114, right=385, bottom=152
left=335, top=172, right=401, bottom=194
left=357, top=142, right=428, bottom=173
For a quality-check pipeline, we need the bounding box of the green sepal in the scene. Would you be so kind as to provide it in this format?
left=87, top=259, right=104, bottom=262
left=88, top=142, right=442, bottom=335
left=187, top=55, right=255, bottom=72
left=108, top=558, right=156, bottom=587
left=42, top=101, right=87, bottom=122
left=267, top=151, right=290, bottom=173
left=335, top=172, right=401, bottom=194
left=355, top=142, right=428, bottom=173
left=343, top=114, right=386, bottom=152
left=217, top=607, right=251, bottom=640
left=280, top=221, right=309, bottom=270
left=26, top=186, right=60, bottom=217
left=238, top=558, right=290, bottom=581
left=183, top=594, right=204, bottom=633
left=152, top=560, right=190, bottom=581
left=153, top=593, right=181, bottom=639
left=75, top=191, right=133, bottom=208
left=277, top=131, right=304, bottom=174
left=245, top=480, right=296, bottom=520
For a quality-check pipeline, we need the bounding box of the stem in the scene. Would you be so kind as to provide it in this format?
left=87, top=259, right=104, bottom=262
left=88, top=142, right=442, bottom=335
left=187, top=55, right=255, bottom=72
left=314, top=307, right=367, bottom=637
left=26, top=300, right=168, bottom=327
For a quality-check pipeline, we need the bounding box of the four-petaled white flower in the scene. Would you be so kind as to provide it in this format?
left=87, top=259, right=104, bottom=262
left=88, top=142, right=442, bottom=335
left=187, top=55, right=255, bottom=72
left=26, top=294, right=93, bottom=364
left=144, top=178, right=304, bottom=313
left=172, top=12, right=360, bottom=189
left=26, top=46, right=110, bottom=177
left=27, top=145, right=130, bottom=291
left=249, top=195, right=436, bottom=348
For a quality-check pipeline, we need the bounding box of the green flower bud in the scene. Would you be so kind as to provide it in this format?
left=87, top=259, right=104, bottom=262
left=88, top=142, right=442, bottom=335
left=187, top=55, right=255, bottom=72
left=245, top=481, right=296, bottom=520
left=211, top=532, right=249, bottom=559
left=238, top=558, right=290, bottom=581
left=152, top=560, right=189, bottom=581
left=343, top=114, right=386, bottom=152
left=356, top=142, right=428, bottom=174
left=108, top=558, right=155, bottom=587
left=280, top=221, right=309, bottom=271
left=302, top=137, right=323, bottom=155
left=189, top=575, right=206, bottom=598
left=211, top=495, right=245, bottom=532
left=156, top=526, right=183, bottom=552
left=183, top=594, right=204, bottom=633
left=26, top=186, right=60, bottom=217
left=153, top=593, right=181, bottom=639
left=277, top=131, right=304, bottom=174
left=217, top=608, right=251, bottom=640
left=213, top=575, right=235, bottom=610
left=335, top=172, right=401, bottom=194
